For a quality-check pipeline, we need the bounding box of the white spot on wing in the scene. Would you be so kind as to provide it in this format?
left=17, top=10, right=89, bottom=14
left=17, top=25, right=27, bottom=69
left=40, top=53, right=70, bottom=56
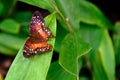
left=37, top=16, right=39, bottom=18
left=38, top=29, right=42, bottom=32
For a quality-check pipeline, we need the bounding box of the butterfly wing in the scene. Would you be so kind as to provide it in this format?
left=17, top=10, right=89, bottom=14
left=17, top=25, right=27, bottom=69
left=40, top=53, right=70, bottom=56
left=30, top=11, right=53, bottom=41
left=23, top=37, right=52, bottom=58
left=23, top=11, right=53, bottom=58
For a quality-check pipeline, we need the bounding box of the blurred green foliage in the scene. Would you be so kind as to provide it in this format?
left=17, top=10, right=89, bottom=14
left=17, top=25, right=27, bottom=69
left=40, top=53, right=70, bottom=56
left=0, top=0, right=119, bottom=80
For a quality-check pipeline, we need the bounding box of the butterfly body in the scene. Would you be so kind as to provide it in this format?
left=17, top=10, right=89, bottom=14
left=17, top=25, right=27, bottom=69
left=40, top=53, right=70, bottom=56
left=23, top=11, right=53, bottom=58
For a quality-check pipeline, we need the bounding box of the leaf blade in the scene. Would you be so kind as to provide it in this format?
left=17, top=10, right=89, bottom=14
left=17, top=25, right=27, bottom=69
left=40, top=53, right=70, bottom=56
left=59, top=33, right=91, bottom=75
left=98, top=30, right=115, bottom=80
left=0, top=19, right=20, bottom=34
left=5, top=13, right=56, bottom=80
left=19, top=0, right=54, bottom=12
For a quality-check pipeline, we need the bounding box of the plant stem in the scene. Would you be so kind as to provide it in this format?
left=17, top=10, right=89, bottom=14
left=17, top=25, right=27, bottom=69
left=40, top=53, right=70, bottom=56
left=49, top=0, right=74, bottom=33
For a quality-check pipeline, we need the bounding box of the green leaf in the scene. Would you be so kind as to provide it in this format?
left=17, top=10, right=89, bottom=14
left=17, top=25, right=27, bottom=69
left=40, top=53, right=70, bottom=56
left=54, top=24, right=68, bottom=52
left=59, top=33, right=91, bottom=75
left=79, top=23, right=104, bottom=58
left=47, top=61, right=76, bottom=80
left=13, top=11, right=33, bottom=35
left=0, top=19, right=20, bottom=34
left=0, top=44, right=17, bottom=55
left=19, top=0, right=54, bottom=12
left=98, top=30, right=115, bottom=80
left=13, top=11, right=32, bottom=23
left=0, top=0, right=14, bottom=17
left=5, top=13, right=56, bottom=80
left=0, top=3, right=4, bottom=15
left=55, top=0, right=80, bottom=32
left=80, top=77, right=90, bottom=80
left=113, top=22, right=120, bottom=65
left=79, top=0, right=113, bottom=29
left=92, top=53, right=108, bottom=80
left=79, top=24, right=115, bottom=79
left=0, top=33, right=26, bottom=50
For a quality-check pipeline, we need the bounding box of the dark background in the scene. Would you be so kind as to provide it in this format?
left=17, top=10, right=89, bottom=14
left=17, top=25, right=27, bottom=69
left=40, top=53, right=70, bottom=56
left=89, top=0, right=120, bottom=23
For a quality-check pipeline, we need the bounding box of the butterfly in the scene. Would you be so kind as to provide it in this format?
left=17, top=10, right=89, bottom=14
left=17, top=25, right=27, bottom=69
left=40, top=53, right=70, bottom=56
left=23, top=11, right=53, bottom=58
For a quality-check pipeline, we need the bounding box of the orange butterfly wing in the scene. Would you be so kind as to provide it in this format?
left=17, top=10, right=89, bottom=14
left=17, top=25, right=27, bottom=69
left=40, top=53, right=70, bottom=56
left=23, top=11, right=53, bottom=58
left=23, top=37, right=52, bottom=58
